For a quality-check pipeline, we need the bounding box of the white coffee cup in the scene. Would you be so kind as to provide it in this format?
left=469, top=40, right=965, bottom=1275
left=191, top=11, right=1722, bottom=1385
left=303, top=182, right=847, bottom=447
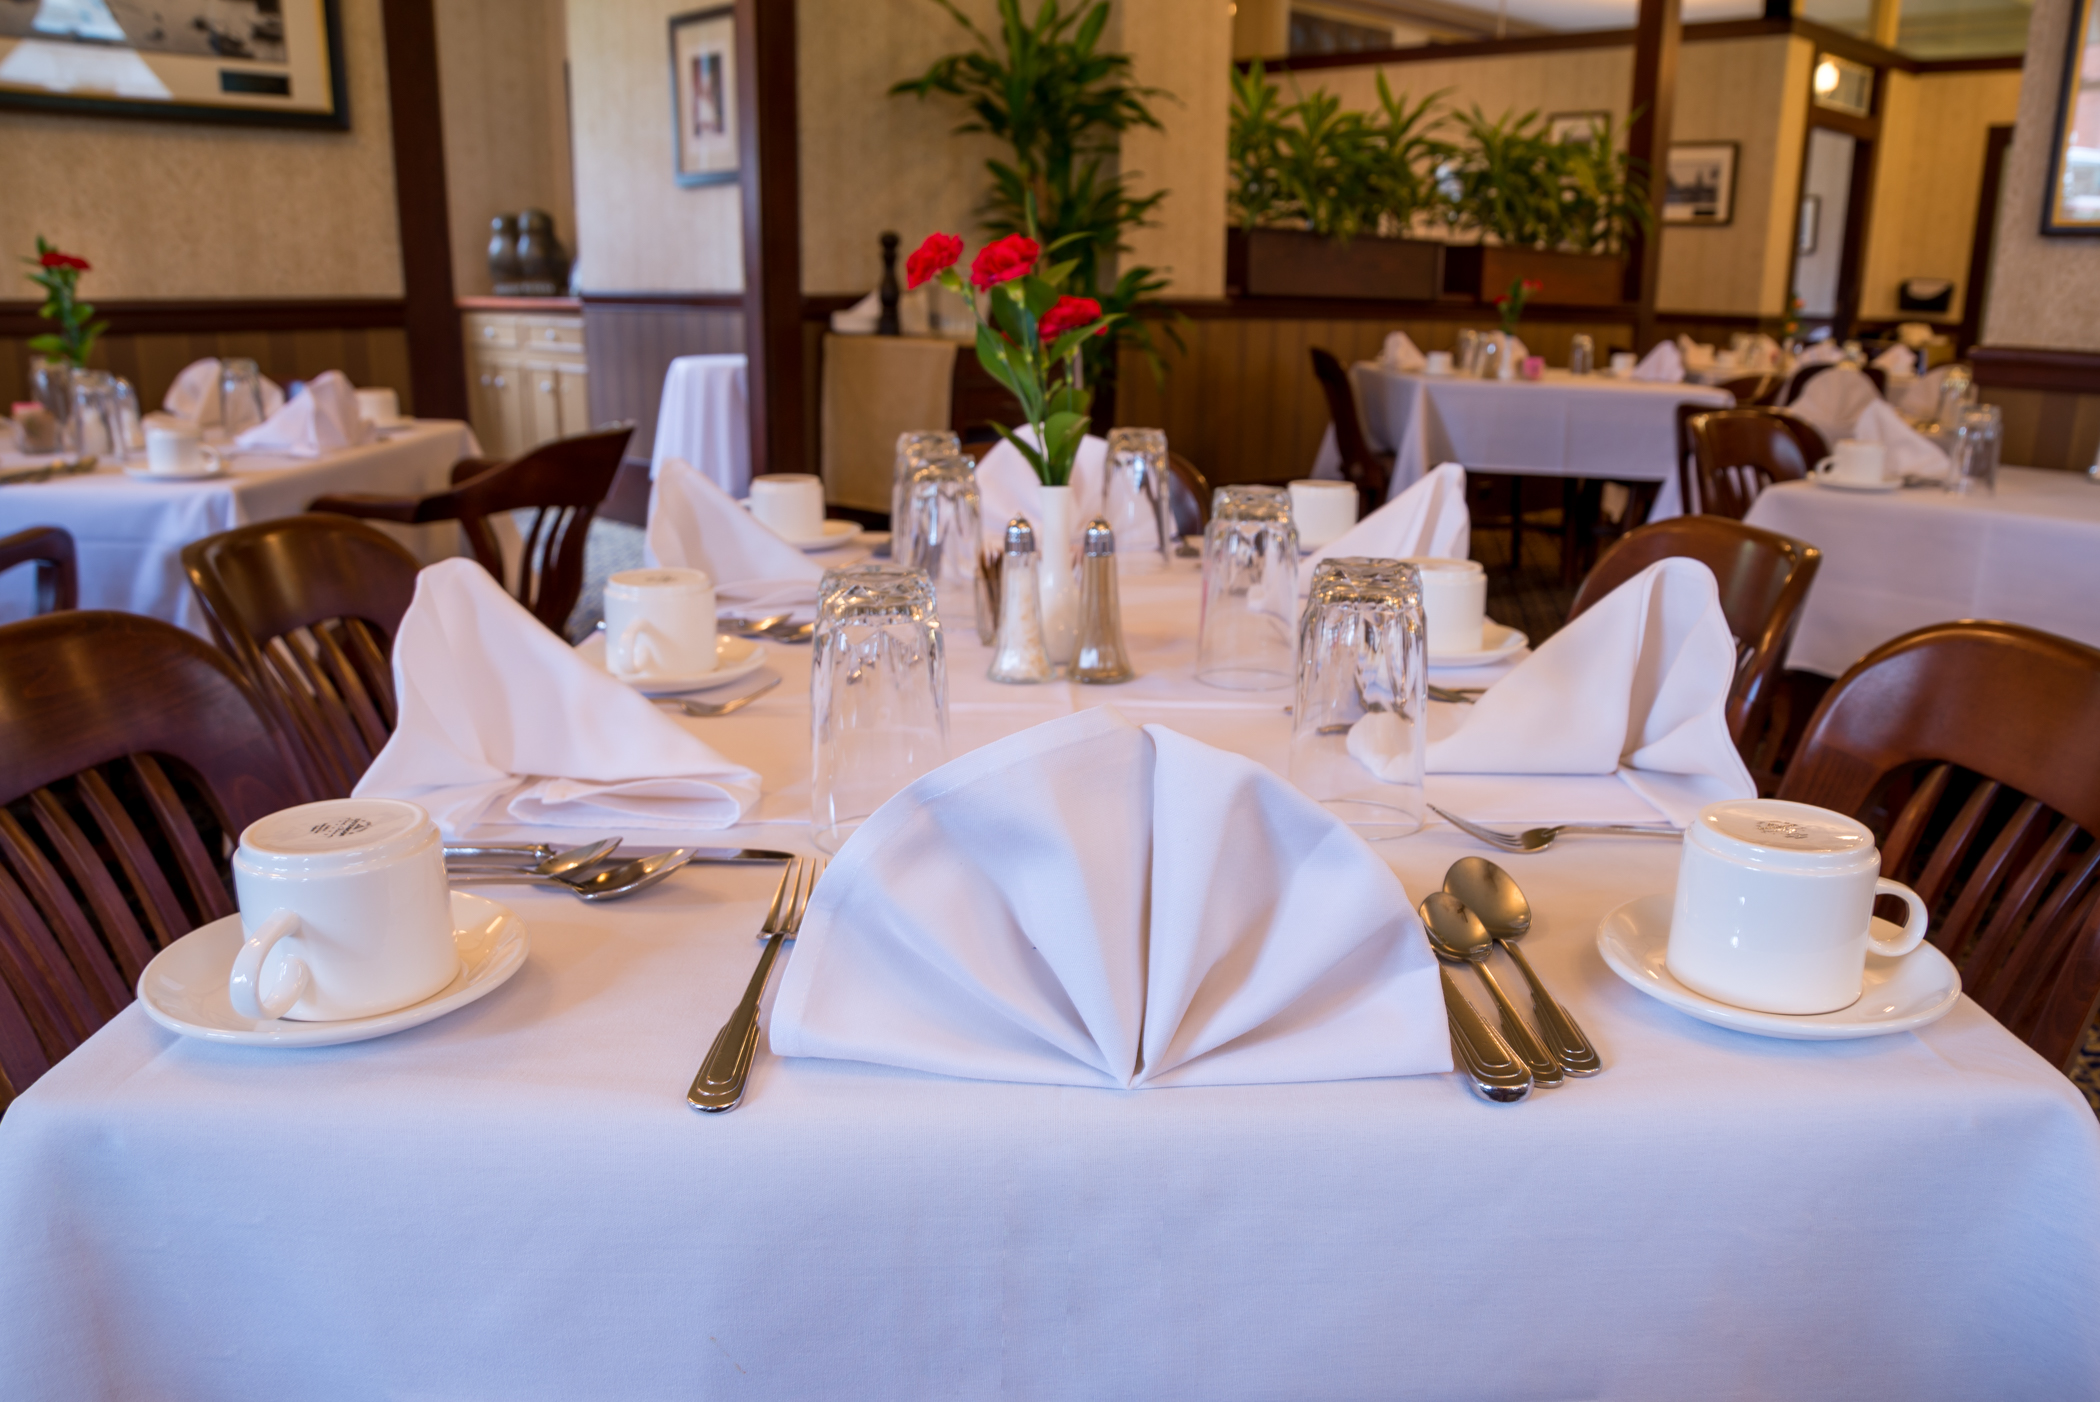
left=1814, top=439, right=1888, bottom=486
left=1405, top=557, right=1488, bottom=655
left=355, top=387, right=403, bottom=427
left=747, top=473, right=827, bottom=542
left=1667, top=798, right=1930, bottom=1015
left=604, top=566, right=717, bottom=680
left=1424, top=351, right=1454, bottom=376
left=229, top=798, right=459, bottom=1023
left=144, top=420, right=223, bottom=477
left=1610, top=351, right=1638, bottom=376
left=1288, top=480, right=1360, bottom=550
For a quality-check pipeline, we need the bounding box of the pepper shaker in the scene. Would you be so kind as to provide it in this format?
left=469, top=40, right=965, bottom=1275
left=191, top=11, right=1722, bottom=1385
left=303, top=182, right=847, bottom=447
left=1073, top=519, right=1134, bottom=685
left=988, top=517, right=1053, bottom=684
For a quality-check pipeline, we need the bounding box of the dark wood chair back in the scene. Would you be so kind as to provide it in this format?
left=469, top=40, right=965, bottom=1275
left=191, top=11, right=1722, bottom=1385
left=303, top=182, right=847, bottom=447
left=1778, top=622, right=2100, bottom=1069
left=0, top=611, right=308, bottom=1103
left=1718, top=373, right=1783, bottom=407
left=1781, top=360, right=1887, bottom=404
left=182, top=514, right=422, bottom=799
left=0, top=526, right=78, bottom=614
left=309, top=424, right=633, bottom=635
left=1681, top=407, right=1829, bottom=518
left=1167, top=450, right=1211, bottom=537
left=1309, top=348, right=1392, bottom=516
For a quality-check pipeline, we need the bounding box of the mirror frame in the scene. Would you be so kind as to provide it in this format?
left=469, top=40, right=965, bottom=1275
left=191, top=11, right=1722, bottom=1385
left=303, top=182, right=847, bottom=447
left=2044, top=0, right=2100, bottom=234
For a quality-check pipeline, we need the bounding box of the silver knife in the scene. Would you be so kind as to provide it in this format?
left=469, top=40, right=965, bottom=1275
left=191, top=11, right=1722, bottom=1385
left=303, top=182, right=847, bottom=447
left=445, top=843, right=795, bottom=866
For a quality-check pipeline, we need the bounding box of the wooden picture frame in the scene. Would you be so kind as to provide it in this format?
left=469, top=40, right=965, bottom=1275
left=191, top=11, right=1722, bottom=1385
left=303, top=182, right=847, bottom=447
left=1547, top=111, right=1610, bottom=145
left=1664, top=141, right=1739, bottom=226
left=0, top=0, right=346, bottom=129
left=2043, top=0, right=2100, bottom=234
left=671, top=5, right=739, bottom=188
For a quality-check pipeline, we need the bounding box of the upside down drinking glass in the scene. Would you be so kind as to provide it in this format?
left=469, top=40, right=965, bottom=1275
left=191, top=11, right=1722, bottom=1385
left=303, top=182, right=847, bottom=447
left=1196, top=485, right=1300, bottom=690
left=810, top=564, right=949, bottom=853
left=1287, top=558, right=1427, bottom=838
left=896, top=452, right=983, bottom=630
left=1101, top=427, right=1174, bottom=567
left=890, top=429, right=962, bottom=538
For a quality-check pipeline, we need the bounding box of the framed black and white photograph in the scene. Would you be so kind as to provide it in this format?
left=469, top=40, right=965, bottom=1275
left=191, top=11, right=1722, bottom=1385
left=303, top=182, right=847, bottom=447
left=1798, top=194, right=1821, bottom=255
left=1547, top=111, right=1609, bottom=145
left=1664, top=141, right=1739, bottom=225
left=2042, top=0, right=2100, bottom=233
left=0, top=0, right=346, bottom=128
left=671, top=5, right=738, bottom=188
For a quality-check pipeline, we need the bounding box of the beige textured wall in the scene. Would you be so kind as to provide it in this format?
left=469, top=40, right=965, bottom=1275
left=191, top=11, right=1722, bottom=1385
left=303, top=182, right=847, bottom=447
left=1110, top=0, right=1234, bottom=297
left=437, top=0, right=577, bottom=298
left=0, top=0, right=402, bottom=299
left=567, top=0, right=743, bottom=292
left=1982, top=0, right=2100, bottom=351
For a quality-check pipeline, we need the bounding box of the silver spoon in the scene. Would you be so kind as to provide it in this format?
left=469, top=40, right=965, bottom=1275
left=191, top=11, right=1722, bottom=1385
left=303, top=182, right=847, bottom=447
left=657, top=675, right=780, bottom=717
left=449, top=847, right=697, bottom=901
left=444, top=836, right=622, bottom=876
left=1445, top=857, right=1602, bottom=1076
left=1418, top=892, right=1563, bottom=1087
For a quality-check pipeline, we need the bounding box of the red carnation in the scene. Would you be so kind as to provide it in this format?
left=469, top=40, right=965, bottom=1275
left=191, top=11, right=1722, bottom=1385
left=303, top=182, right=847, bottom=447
left=1491, top=294, right=1509, bottom=306
left=1522, top=278, right=1543, bottom=292
left=905, top=232, right=962, bottom=290
left=39, top=250, right=89, bottom=271
left=969, top=234, right=1038, bottom=291
left=1038, top=295, right=1102, bottom=343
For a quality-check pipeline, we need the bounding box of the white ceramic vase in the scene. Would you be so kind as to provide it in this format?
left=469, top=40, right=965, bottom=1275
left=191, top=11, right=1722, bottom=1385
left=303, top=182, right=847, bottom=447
left=1037, top=482, right=1079, bottom=667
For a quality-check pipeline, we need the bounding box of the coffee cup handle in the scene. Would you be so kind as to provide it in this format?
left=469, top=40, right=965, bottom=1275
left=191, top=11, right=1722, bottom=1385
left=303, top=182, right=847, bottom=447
left=608, top=620, right=649, bottom=675
left=1865, top=878, right=1931, bottom=958
left=1813, top=456, right=1835, bottom=477
left=229, top=910, right=309, bottom=1021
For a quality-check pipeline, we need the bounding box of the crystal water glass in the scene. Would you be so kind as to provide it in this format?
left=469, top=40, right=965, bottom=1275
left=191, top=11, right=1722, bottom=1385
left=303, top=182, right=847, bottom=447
left=1568, top=334, right=1594, bottom=376
left=896, top=452, right=982, bottom=630
left=68, top=370, right=126, bottom=461
left=1455, top=328, right=1481, bottom=375
left=1947, top=404, right=2002, bottom=497
left=890, top=429, right=961, bottom=535
left=1102, top=427, right=1173, bottom=567
left=1288, top=558, right=1427, bottom=838
left=811, top=563, right=949, bottom=853
left=221, top=357, right=267, bottom=435
left=1196, top=485, right=1300, bottom=690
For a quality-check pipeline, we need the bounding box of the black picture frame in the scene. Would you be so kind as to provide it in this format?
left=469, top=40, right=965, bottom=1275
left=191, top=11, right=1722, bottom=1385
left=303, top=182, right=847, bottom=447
left=671, top=4, right=739, bottom=189
left=0, top=0, right=348, bottom=130
left=1663, top=141, right=1740, bottom=226
left=2042, top=0, right=2100, bottom=234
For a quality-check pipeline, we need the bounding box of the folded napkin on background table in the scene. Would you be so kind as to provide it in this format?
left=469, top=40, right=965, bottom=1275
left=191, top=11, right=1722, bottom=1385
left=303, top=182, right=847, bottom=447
left=162, top=357, right=286, bottom=426
left=1741, top=333, right=1784, bottom=372
left=1871, top=343, right=1921, bottom=380
left=769, top=707, right=1449, bottom=1089
left=355, top=559, right=758, bottom=833
left=976, top=430, right=1110, bottom=554
left=1631, top=341, right=1684, bottom=382
left=1298, top=461, right=1469, bottom=591
left=645, top=457, right=825, bottom=617
left=1895, top=364, right=1956, bottom=421
left=1786, top=364, right=1882, bottom=448
left=1425, top=557, right=1754, bottom=825
left=1675, top=336, right=1716, bottom=375
left=232, top=371, right=370, bottom=458
left=1793, top=340, right=1846, bottom=368
left=1848, top=397, right=1948, bottom=479
left=1380, top=331, right=1427, bottom=372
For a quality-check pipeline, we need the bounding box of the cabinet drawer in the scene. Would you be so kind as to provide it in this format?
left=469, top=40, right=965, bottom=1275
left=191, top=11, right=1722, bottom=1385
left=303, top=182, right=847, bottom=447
left=466, top=315, right=520, bottom=349
left=522, top=319, right=584, bottom=350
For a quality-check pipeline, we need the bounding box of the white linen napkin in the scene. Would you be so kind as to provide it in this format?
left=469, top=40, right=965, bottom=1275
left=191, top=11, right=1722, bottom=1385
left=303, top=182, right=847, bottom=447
left=1793, top=340, right=1845, bottom=368
left=161, top=357, right=286, bottom=426
left=1871, top=343, right=1920, bottom=380
left=1631, top=341, right=1684, bottom=382
left=1786, top=363, right=1881, bottom=447
left=232, top=371, right=371, bottom=458
left=827, top=288, right=935, bottom=336
left=975, top=429, right=1109, bottom=554
left=1675, top=336, right=1717, bottom=374
left=644, top=456, right=825, bottom=616
left=1742, top=334, right=1783, bottom=372
left=1849, top=397, right=1948, bottom=480
left=354, top=559, right=759, bottom=833
left=768, top=707, right=1450, bottom=1089
left=1299, top=461, right=1469, bottom=591
left=1426, top=558, right=1754, bottom=826
left=1895, top=364, right=1955, bottom=420
left=1379, top=331, right=1427, bottom=372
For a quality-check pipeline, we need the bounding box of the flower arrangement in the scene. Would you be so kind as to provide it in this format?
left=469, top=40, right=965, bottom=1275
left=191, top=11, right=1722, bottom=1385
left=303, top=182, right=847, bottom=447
left=907, top=229, right=1117, bottom=488
left=1492, top=277, right=1542, bottom=337
left=21, top=237, right=106, bottom=369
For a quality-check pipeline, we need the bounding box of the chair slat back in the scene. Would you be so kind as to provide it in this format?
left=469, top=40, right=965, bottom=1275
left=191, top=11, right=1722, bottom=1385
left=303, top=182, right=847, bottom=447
left=1718, top=373, right=1783, bottom=407
left=1684, top=408, right=1828, bottom=519
left=1309, top=348, right=1391, bottom=516
left=445, top=425, right=633, bottom=634
left=1778, top=622, right=2100, bottom=1068
left=0, top=526, right=78, bottom=613
left=1167, top=451, right=1211, bottom=536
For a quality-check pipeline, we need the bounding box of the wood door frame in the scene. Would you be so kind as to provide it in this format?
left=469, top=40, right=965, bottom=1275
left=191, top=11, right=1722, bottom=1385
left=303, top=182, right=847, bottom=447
left=1958, top=124, right=2016, bottom=352
left=736, top=0, right=806, bottom=476
left=379, top=0, right=468, bottom=421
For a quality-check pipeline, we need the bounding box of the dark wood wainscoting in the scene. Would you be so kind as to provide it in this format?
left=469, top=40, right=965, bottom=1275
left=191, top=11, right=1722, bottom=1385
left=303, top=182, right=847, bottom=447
left=1974, top=347, right=2100, bottom=472
left=580, top=296, right=745, bottom=464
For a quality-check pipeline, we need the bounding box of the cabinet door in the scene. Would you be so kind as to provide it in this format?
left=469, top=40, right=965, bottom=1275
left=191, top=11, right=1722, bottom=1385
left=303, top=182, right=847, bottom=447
left=555, top=365, right=590, bottom=440
left=487, top=363, right=528, bottom=460
left=469, top=363, right=507, bottom=461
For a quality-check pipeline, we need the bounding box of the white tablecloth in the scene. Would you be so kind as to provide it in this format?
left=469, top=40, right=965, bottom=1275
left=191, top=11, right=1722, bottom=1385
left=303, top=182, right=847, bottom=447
left=1744, top=466, right=2100, bottom=677
left=2, top=565, right=2096, bottom=1399
left=0, top=421, right=479, bottom=634
left=650, top=353, right=750, bottom=494
left=1324, top=365, right=1733, bottom=519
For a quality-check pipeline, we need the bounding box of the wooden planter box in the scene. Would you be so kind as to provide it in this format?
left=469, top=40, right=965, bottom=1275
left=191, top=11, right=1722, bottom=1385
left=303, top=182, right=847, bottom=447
left=1226, top=227, right=1444, bottom=301
left=1443, top=245, right=1628, bottom=307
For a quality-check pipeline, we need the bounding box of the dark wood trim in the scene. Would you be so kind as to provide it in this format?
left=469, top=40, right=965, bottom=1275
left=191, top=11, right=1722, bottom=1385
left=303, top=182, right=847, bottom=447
left=1959, top=125, right=2015, bottom=354
left=579, top=290, right=745, bottom=308
left=1913, top=55, right=2027, bottom=74
left=379, top=0, right=468, bottom=421
left=1626, top=0, right=1681, bottom=349
left=457, top=296, right=582, bottom=313
left=1971, top=347, right=2100, bottom=395
left=0, top=298, right=406, bottom=338
left=1832, top=129, right=1878, bottom=335
left=1240, top=28, right=1634, bottom=73
left=1789, top=18, right=1909, bottom=74
left=1136, top=296, right=1640, bottom=323
left=1806, top=108, right=1877, bottom=141
left=737, top=0, right=806, bottom=475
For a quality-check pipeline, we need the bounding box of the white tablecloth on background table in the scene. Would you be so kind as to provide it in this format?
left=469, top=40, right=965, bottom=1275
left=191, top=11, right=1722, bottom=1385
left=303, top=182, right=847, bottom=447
left=0, top=421, right=479, bottom=634
left=2, top=564, right=2096, bottom=1399
left=1320, top=365, right=1733, bottom=518
left=1744, top=466, right=2100, bottom=677
left=650, top=353, right=750, bottom=494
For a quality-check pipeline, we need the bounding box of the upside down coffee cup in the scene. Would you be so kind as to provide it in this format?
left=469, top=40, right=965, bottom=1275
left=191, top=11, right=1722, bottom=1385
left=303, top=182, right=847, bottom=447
left=604, top=566, right=717, bottom=680
left=1814, top=439, right=1888, bottom=487
left=228, top=799, right=459, bottom=1022
left=1666, top=798, right=1930, bottom=1015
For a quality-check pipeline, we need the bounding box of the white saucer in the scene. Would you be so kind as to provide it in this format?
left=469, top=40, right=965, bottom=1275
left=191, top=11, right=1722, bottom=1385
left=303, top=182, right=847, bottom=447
left=1429, top=620, right=1527, bottom=669
left=575, top=630, right=767, bottom=695
left=1812, top=476, right=1901, bottom=493
left=123, top=464, right=225, bottom=481
left=1596, top=893, right=1961, bottom=1040
left=735, top=503, right=866, bottom=552
left=137, top=891, right=528, bottom=1048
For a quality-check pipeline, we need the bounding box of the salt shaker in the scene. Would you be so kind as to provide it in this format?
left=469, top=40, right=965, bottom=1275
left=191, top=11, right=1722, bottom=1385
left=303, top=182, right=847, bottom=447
left=987, top=517, right=1053, bottom=684
left=1073, top=519, right=1134, bottom=685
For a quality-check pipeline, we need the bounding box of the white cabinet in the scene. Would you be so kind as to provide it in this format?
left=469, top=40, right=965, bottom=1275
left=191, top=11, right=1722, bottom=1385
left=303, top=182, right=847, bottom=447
left=461, top=308, right=589, bottom=460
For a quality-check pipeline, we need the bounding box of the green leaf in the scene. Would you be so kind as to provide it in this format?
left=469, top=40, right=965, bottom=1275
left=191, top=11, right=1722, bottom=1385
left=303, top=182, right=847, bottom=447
left=26, top=334, right=65, bottom=356
left=990, top=421, right=1048, bottom=482
left=1038, top=409, right=1090, bottom=487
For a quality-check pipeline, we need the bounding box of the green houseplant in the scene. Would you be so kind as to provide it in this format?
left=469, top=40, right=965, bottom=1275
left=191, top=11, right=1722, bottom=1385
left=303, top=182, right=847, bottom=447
left=21, top=236, right=106, bottom=368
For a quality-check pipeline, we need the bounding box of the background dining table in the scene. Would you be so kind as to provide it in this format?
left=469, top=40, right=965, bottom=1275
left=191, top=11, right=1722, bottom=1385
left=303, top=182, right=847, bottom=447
left=1, top=561, right=2095, bottom=1400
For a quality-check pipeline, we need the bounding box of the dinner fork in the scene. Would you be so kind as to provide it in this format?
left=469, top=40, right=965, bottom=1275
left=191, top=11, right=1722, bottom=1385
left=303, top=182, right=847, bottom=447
left=688, top=856, right=823, bottom=1113
left=656, top=675, right=780, bottom=717
left=1429, top=804, right=1678, bottom=853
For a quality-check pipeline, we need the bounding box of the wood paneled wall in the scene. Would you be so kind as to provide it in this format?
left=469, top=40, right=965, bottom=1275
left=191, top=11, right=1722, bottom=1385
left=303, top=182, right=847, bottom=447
left=1980, top=387, right=2100, bottom=473
left=579, top=299, right=744, bottom=462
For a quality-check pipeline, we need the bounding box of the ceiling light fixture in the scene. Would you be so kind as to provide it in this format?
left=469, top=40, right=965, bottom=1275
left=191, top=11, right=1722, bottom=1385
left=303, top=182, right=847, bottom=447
left=1813, top=58, right=1841, bottom=96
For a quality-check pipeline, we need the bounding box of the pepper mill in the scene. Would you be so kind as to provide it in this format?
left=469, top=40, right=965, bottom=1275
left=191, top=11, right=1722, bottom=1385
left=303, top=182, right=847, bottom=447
left=878, top=231, right=901, bottom=337
left=987, top=517, right=1053, bottom=684
left=1072, top=518, right=1134, bottom=685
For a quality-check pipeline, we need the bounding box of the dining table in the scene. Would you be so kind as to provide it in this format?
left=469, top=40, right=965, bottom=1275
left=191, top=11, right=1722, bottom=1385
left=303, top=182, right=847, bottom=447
left=0, top=420, right=480, bottom=635
left=1, top=559, right=2096, bottom=1400
left=1743, top=465, right=2100, bottom=677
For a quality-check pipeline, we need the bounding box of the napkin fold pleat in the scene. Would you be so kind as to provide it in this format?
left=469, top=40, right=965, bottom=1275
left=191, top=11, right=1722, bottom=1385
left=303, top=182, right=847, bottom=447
left=1299, top=461, right=1469, bottom=590
left=1380, top=331, right=1427, bottom=372
left=1631, top=341, right=1685, bottom=382
left=162, top=356, right=286, bottom=426
left=644, top=456, right=825, bottom=616
left=1786, top=364, right=1882, bottom=447
left=233, top=371, right=370, bottom=458
left=975, top=431, right=1109, bottom=554
left=1849, top=397, right=1948, bottom=479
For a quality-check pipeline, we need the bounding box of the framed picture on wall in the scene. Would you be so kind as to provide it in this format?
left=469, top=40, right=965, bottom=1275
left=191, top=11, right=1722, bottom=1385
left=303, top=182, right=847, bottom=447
left=671, top=5, right=739, bottom=188
left=2042, top=0, right=2100, bottom=233
left=0, top=0, right=346, bottom=128
left=1798, top=195, right=1821, bottom=255
left=1663, top=142, right=1739, bottom=226
left=1547, top=111, right=1610, bottom=145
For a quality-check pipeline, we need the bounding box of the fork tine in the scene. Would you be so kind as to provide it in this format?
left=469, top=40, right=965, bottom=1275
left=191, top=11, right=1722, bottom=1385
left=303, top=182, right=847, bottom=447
left=759, top=858, right=798, bottom=933
left=786, top=858, right=824, bottom=933
left=1430, top=805, right=1526, bottom=850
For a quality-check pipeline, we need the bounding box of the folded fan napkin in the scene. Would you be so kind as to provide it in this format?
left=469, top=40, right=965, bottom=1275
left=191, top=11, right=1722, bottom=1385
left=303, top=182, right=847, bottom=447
left=1299, top=461, right=1469, bottom=591
left=1786, top=363, right=1882, bottom=448
left=354, top=558, right=759, bottom=833
left=1794, top=340, right=1845, bottom=368
left=1895, top=364, right=1955, bottom=420
left=162, top=357, right=286, bottom=427
left=1426, top=557, right=1754, bottom=826
left=1741, top=333, right=1783, bottom=372
left=769, top=707, right=1450, bottom=1089
left=975, top=430, right=1110, bottom=554
left=1849, top=397, right=1948, bottom=480
left=644, top=456, right=825, bottom=616
left=1871, top=343, right=1920, bottom=379
left=1631, top=340, right=1684, bottom=382
left=233, top=370, right=371, bottom=458
left=1675, top=336, right=1717, bottom=374
left=1380, top=331, right=1427, bottom=371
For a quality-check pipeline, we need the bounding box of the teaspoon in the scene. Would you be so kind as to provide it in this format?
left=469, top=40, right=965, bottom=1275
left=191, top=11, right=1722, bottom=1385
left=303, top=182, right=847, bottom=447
left=449, top=847, right=697, bottom=901
left=1445, top=857, right=1602, bottom=1076
left=444, top=836, right=623, bottom=877
left=1418, top=891, right=1563, bottom=1087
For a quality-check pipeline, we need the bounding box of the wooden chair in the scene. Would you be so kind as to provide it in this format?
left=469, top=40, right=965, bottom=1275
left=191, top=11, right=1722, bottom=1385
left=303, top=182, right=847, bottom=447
left=1679, top=407, right=1829, bottom=518
left=0, top=526, right=78, bottom=614
left=1718, top=373, right=1783, bottom=407
left=182, top=514, right=422, bottom=800
left=310, top=424, right=632, bottom=635
left=1308, top=348, right=1393, bottom=517
left=1777, top=622, right=2100, bottom=1070
left=1167, top=450, right=1210, bottom=537
left=0, top=611, right=308, bottom=1104
left=1569, top=516, right=1821, bottom=790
